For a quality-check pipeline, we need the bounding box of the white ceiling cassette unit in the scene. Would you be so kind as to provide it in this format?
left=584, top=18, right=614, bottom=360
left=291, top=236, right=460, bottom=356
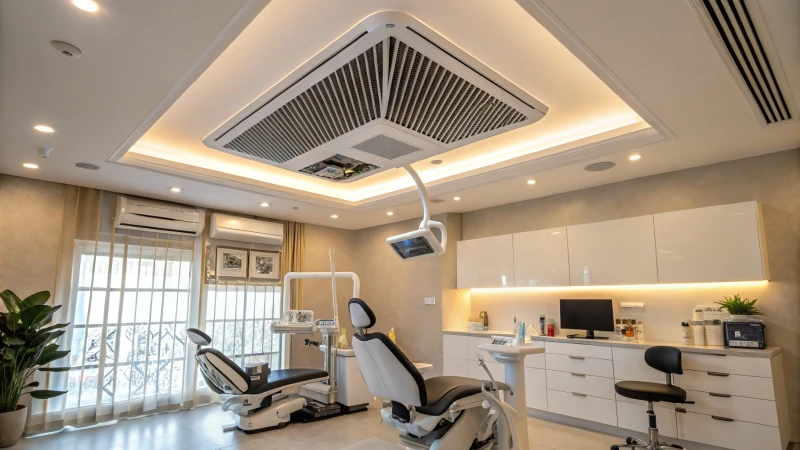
left=203, top=11, right=548, bottom=183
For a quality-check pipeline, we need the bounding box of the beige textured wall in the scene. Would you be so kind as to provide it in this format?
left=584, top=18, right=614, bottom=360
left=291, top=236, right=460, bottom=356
left=0, top=175, right=66, bottom=308
left=462, top=148, right=800, bottom=440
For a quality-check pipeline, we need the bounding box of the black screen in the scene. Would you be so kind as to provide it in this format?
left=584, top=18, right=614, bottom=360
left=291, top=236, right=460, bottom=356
left=390, top=236, right=435, bottom=259
left=560, top=299, right=615, bottom=332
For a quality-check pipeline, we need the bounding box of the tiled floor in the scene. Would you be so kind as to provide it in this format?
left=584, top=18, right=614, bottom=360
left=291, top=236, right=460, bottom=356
left=15, top=403, right=625, bottom=450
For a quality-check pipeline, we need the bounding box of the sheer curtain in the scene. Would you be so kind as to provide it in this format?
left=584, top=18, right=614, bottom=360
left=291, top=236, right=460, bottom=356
left=28, top=192, right=205, bottom=432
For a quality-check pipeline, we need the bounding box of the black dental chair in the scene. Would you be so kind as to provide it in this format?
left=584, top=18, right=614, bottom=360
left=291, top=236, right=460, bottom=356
left=611, top=346, right=693, bottom=450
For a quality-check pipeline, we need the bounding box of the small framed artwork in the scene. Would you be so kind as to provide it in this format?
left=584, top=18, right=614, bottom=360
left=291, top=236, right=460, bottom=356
left=216, top=247, right=248, bottom=278
left=249, top=250, right=280, bottom=280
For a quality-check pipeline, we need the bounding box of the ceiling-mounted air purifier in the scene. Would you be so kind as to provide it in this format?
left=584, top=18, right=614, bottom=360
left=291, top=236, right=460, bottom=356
left=203, top=11, right=548, bottom=182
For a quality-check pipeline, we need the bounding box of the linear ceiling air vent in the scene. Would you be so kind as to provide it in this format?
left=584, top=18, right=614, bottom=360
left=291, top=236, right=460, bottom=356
left=204, top=11, right=548, bottom=182
left=692, top=0, right=793, bottom=125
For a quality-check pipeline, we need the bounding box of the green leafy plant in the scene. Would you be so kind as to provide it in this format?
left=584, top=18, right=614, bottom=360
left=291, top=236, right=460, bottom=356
left=0, top=290, right=70, bottom=413
left=716, top=294, right=761, bottom=315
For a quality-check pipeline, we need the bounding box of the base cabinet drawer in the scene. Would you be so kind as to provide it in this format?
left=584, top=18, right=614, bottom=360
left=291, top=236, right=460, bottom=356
left=676, top=411, right=782, bottom=450
left=545, top=342, right=612, bottom=359
left=682, top=352, right=771, bottom=378
left=443, top=357, right=469, bottom=378
left=546, top=370, right=615, bottom=400
left=676, top=369, right=775, bottom=400
left=684, top=390, right=779, bottom=427
left=525, top=368, right=547, bottom=411
left=443, top=335, right=470, bottom=360
left=547, top=389, right=617, bottom=426
left=616, top=401, right=677, bottom=438
left=546, top=354, right=614, bottom=378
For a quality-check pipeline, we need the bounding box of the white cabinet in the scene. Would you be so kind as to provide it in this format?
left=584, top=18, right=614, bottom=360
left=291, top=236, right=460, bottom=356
left=525, top=368, right=547, bottom=410
left=443, top=357, right=469, bottom=378
left=442, top=334, right=504, bottom=382
left=567, top=216, right=659, bottom=286
left=676, top=411, right=782, bottom=450
left=512, top=227, right=570, bottom=287
left=654, top=201, right=769, bottom=283
left=457, top=235, right=515, bottom=288
left=617, top=401, right=677, bottom=438
left=547, top=389, right=617, bottom=426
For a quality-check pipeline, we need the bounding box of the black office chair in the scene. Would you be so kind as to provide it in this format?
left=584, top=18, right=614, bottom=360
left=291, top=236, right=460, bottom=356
left=611, top=346, right=693, bottom=450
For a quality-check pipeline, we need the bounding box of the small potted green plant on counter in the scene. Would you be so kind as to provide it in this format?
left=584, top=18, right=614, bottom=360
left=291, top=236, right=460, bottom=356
left=0, top=290, right=70, bottom=448
left=716, top=294, right=761, bottom=321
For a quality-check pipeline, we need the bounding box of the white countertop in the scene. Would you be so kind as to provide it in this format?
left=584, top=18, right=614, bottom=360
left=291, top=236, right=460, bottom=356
left=442, top=329, right=780, bottom=358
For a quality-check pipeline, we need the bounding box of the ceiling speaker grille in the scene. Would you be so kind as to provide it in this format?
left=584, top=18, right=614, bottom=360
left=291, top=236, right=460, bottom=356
left=224, top=42, right=385, bottom=163
left=352, top=134, right=421, bottom=160
left=701, top=0, right=791, bottom=124
left=222, top=37, right=530, bottom=163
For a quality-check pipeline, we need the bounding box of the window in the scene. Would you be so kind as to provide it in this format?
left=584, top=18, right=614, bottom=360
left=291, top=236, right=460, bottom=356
left=66, top=232, right=194, bottom=409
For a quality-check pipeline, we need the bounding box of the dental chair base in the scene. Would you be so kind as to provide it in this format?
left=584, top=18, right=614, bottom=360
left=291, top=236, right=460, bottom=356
left=234, top=396, right=306, bottom=433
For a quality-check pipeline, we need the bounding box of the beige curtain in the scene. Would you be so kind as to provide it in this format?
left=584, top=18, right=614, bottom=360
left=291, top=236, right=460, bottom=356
left=280, top=222, right=305, bottom=309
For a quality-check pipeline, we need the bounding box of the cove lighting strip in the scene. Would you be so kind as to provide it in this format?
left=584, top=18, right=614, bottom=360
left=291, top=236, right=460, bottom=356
left=471, top=280, right=768, bottom=293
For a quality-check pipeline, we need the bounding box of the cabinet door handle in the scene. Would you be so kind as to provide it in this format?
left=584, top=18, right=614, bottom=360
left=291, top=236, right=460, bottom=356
left=568, top=355, right=585, bottom=360
left=570, top=372, right=586, bottom=377
left=707, top=372, right=729, bottom=377
left=712, top=415, right=734, bottom=422
left=706, top=353, right=727, bottom=357
left=675, top=407, right=686, bottom=414
left=571, top=392, right=587, bottom=397
left=709, top=392, right=732, bottom=398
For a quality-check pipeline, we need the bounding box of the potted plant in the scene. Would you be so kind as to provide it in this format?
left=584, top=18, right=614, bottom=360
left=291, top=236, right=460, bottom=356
left=716, top=294, right=761, bottom=321
left=0, top=290, right=70, bottom=448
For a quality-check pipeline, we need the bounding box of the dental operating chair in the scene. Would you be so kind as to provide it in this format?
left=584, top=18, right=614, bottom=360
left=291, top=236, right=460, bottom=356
left=347, top=299, right=514, bottom=450
left=187, top=328, right=329, bottom=433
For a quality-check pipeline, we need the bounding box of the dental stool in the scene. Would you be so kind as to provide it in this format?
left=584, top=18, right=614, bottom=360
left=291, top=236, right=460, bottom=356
left=347, top=299, right=512, bottom=450
left=187, top=328, right=329, bottom=433
left=611, top=346, right=693, bottom=450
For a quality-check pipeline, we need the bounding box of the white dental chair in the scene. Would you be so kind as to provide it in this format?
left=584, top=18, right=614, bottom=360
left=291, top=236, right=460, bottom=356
left=347, top=299, right=515, bottom=450
left=187, top=328, right=329, bottom=433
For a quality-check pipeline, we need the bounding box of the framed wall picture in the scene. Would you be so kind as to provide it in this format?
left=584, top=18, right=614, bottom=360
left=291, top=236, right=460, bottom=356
left=216, top=247, right=248, bottom=278
left=249, top=250, right=280, bottom=280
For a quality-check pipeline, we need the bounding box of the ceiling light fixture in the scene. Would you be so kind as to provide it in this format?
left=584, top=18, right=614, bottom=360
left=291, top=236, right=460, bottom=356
left=331, top=214, right=339, bottom=219
left=169, top=187, right=182, bottom=193
left=453, top=196, right=461, bottom=201
left=527, top=179, right=536, bottom=185
left=72, top=0, right=99, bottom=12
left=23, top=163, right=39, bottom=169
left=34, top=125, right=54, bottom=133
left=259, top=202, right=270, bottom=207
left=386, top=211, right=394, bottom=216
left=629, top=154, right=642, bottom=161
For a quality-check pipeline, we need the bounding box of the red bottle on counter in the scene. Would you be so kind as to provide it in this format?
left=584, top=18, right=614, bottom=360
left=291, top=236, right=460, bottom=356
left=546, top=319, right=555, bottom=337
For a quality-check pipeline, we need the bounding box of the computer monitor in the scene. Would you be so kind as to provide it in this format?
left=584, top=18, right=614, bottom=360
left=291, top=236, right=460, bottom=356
left=559, top=299, right=615, bottom=340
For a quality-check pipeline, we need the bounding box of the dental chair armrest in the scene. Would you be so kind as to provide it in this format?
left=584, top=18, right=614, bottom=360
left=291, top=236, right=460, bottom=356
left=220, top=392, right=272, bottom=414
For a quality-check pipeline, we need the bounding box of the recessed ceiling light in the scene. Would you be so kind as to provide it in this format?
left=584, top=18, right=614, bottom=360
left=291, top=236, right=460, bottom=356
left=259, top=202, right=270, bottom=207
left=72, top=0, right=99, bottom=12
left=584, top=161, right=616, bottom=172
left=386, top=211, right=394, bottom=216
left=34, top=125, right=54, bottom=133
left=629, top=154, right=642, bottom=161
left=527, top=179, right=536, bottom=185
left=169, top=187, right=182, bottom=193
left=331, top=214, right=339, bottom=219
left=23, top=163, right=39, bottom=169
left=453, top=196, right=461, bottom=201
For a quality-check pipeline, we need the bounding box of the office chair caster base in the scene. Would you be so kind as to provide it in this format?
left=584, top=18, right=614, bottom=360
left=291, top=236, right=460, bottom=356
left=610, top=438, right=685, bottom=450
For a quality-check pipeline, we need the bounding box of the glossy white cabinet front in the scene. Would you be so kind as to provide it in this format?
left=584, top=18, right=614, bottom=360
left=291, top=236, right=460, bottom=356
left=567, top=216, right=659, bottom=286
left=457, top=235, right=514, bottom=288
left=653, top=201, right=769, bottom=283
left=512, top=227, right=570, bottom=287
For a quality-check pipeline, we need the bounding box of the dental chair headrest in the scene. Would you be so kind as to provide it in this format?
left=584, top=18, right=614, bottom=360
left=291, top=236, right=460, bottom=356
left=187, top=328, right=212, bottom=347
left=348, top=298, right=376, bottom=330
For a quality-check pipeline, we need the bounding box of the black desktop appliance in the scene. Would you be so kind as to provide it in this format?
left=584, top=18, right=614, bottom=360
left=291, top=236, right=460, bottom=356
left=560, top=299, right=615, bottom=339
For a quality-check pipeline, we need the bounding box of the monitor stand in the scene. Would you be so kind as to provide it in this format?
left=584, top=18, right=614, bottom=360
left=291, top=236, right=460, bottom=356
left=567, top=330, right=609, bottom=340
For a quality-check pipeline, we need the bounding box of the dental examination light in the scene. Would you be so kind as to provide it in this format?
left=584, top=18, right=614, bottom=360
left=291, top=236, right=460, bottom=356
left=386, top=165, right=447, bottom=259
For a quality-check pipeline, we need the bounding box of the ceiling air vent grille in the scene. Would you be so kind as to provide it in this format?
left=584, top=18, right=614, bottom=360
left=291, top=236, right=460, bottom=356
left=224, top=42, right=385, bottom=163
left=700, top=0, right=791, bottom=124
left=384, top=37, right=527, bottom=144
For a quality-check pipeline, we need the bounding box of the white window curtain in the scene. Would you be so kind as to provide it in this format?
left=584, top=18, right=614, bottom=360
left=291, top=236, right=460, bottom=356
left=29, top=228, right=205, bottom=431
left=200, top=283, right=284, bottom=385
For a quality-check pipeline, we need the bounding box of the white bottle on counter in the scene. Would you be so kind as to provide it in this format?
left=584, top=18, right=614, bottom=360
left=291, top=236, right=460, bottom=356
left=691, top=320, right=706, bottom=346
left=681, top=322, right=692, bottom=344
left=635, top=321, right=644, bottom=341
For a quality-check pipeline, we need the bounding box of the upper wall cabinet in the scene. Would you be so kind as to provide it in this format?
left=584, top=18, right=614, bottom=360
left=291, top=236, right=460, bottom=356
left=513, top=227, right=570, bottom=287
left=457, top=235, right=515, bottom=288
left=654, top=201, right=769, bottom=283
left=567, top=216, right=659, bottom=286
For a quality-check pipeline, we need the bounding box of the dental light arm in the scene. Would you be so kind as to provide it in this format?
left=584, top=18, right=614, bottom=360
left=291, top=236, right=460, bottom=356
left=386, top=165, right=448, bottom=259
